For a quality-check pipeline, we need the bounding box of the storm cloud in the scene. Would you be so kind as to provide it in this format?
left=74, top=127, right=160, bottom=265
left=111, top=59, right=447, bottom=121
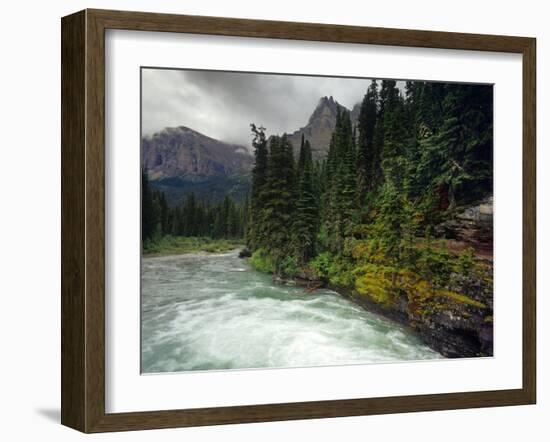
left=142, top=68, right=381, bottom=148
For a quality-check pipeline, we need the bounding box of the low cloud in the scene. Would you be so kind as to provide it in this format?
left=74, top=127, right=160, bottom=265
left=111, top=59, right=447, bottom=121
left=142, top=68, right=383, bottom=147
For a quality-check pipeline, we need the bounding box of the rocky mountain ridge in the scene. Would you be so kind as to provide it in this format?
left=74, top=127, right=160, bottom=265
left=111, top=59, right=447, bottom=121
left=142, top=126, right=253, bottom=181
left=287, top=96, right=359, bottom=159
left=141, top=96, right=362, bottom=204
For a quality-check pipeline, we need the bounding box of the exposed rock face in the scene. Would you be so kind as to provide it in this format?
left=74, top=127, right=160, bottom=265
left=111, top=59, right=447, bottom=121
left=435, top=196, right=493, bottom=257
left=407, top=266, right=493, bottom=357
left=331, top=196, right=494, bottom=358
left=143, top=96, right=363, bottom=189
left=142, top=126, right=253, bottom=181
left=287, top=96, right=359, bottom=160
left=343, top=267, right=493, bottom=358
left=354, top=196, right=494, bottom=358
left=350, top=102, right=361, bottom=123
left=141, top=96, right=361, bottom=205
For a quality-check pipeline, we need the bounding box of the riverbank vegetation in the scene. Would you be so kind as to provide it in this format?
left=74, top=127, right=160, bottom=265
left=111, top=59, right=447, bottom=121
left=143, top=236, right=243, bottom=257
left=246, top=80, right=494, bottom=352
left=141, top=171, right=246, bottom=255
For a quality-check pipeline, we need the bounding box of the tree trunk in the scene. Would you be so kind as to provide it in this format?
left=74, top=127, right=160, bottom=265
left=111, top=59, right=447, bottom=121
left=447, top=183, right=456, bottom=211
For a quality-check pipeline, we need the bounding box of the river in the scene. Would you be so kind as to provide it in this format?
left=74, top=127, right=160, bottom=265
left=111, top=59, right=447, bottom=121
left=141, top=250, right=442, bottom=373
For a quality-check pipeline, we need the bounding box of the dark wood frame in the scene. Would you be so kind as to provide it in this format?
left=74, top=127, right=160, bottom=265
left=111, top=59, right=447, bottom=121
left=61, top=8, right=536, bottom=433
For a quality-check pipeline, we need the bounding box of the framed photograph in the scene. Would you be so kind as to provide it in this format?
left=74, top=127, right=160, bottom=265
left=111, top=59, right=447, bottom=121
left=61, top=9, right=536, bottom=433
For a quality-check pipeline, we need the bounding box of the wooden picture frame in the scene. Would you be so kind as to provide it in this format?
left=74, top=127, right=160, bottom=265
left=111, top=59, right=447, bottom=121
left=61, top=8, right=536, bottom=433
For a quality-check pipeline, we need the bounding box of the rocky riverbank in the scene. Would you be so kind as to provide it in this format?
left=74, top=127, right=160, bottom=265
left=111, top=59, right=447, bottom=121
left=273, top=265, right=492, bottom=359
left=261, top=197, right=494, bottom=359
left=339, top=263, right=493, bottom=358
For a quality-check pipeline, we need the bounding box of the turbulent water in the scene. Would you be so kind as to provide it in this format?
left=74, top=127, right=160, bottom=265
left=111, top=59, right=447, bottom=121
left=141, top=250, right=442, bottom=373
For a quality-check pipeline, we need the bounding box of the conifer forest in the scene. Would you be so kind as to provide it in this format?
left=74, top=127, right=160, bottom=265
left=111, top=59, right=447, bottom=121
left=142, top=73, right=494, bottom=372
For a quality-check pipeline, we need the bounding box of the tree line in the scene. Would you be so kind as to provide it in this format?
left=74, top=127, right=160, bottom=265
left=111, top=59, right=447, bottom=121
left=142, top=170, right=247, bottom=243
left=246, top=79, right=493, bottom=277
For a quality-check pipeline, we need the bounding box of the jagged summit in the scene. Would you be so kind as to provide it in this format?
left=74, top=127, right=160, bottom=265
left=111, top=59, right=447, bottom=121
left=140, top=96, right=363, bottom=205
left=287, top=96, right=359, bottom=159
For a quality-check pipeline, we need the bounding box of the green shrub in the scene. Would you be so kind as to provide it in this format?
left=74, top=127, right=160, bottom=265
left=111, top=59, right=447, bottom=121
left=280, top=256, right=298, bottom=277
left=142, top=236, right=242, bottom=256
left=309, top=252, right=356, bottom=287
left=310, top=252, right=333, bottom=279
left=455, top=247, right=476, bottom=274
left=416, top=245, right=454, bottom=286
left=249, top=248, right=274, bottom=274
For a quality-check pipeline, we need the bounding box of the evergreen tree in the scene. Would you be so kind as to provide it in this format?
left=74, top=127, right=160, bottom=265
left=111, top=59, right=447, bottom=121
left=321, top=109, right=356, bottom=253
left=296, top=134, right=307, bottom=176
left=356, top=79, right=379, bottom=202
left=380, top=81, right=408, bottom=189
left=247, top=124, right=269, bottom=249
left=373, top=181, right=414, bottom=284
left=236, top=80, right=493, bottom=281
left=292, top=138, right=318, bottom=264
left=339, top=111, right=357, bottom=239
left=141, top=169, right=160, bottom=242
left=262, top=134, right=296, bottom=272
left=158, top=191, right=169, bottom=235
left=416, top=84, right=493, bottom=212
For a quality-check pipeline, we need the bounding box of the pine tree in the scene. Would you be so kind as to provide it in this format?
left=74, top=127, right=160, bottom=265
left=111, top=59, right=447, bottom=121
left=141, top=169, right=160, bottom=242
left=416, top=84, right=493, bottom=212
left=321, top=109, right=356, bottom=253
left=380, top=81, right=408, bottom=190
left=247, top=124, right=269, bottom=249
left=158, top=191, right=170, bottom=235
left=339, top=111, right=357, bottom=239
left=292, top=138, right=318, bottom=265
left=373, top=181, right=414, bottom=284
left=356, top=79, right=379, bottom=202
left=242, top=193, right=250, bottom=239
left=242, top=80, right=493, bottom=281
left=296, top=133, right=307, bottom=176
left=262, top=134, right=296, bottom=272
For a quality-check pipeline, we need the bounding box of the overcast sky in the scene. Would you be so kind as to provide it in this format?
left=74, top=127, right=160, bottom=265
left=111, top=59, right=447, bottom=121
left=142, top=68, right=387, bottom=147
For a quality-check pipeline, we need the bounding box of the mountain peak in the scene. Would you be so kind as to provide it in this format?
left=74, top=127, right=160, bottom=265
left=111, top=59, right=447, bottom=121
left=151, top=125, right=212, bottom=142
left=316, top=95, right=339, bottom=109
left=142, top=126, right=252, bottom=182
left=287, top=96, right=354, bottom=159
left=318, top=95, right=334, bottom=104
left=307, top=96, right=345, bottom=127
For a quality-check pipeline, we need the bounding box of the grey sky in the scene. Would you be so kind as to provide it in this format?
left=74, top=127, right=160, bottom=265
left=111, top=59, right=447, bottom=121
left=142, top=68, right=392, bottom=147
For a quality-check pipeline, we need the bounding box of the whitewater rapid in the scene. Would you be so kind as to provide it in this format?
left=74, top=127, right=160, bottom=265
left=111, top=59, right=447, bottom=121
left=141, top=250, right=441, bottom=373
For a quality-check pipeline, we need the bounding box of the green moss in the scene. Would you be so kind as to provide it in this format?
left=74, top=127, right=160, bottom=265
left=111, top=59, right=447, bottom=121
left=354, top=263, right=398, bottom=307
left=455, top=247, right=476, bottom=273
left=307, top=238, right=491, bottom=320
left=356, top=276, right=396, bottom=306
left=437, top=290, right=486, bottom=308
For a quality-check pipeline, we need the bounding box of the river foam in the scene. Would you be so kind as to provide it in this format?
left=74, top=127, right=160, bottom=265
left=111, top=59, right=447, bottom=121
left=141, top=251, right=442, bottom=373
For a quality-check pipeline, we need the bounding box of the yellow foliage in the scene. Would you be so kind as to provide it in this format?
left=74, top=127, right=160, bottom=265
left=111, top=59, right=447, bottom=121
left=351, top=241, right=370, bottom=261
left=353, top=262, right=486, bottom=315
left=438, top=290, right=486, bottom=308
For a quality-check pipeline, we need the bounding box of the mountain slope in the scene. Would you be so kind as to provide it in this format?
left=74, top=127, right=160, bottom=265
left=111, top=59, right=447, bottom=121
left=141, top=97, right=362, bottom=205
left=142, top=126, right=253, bottom=180
left=142, top=126, right=253, bottom=205
left=287, top=96, right=359, bottom=159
